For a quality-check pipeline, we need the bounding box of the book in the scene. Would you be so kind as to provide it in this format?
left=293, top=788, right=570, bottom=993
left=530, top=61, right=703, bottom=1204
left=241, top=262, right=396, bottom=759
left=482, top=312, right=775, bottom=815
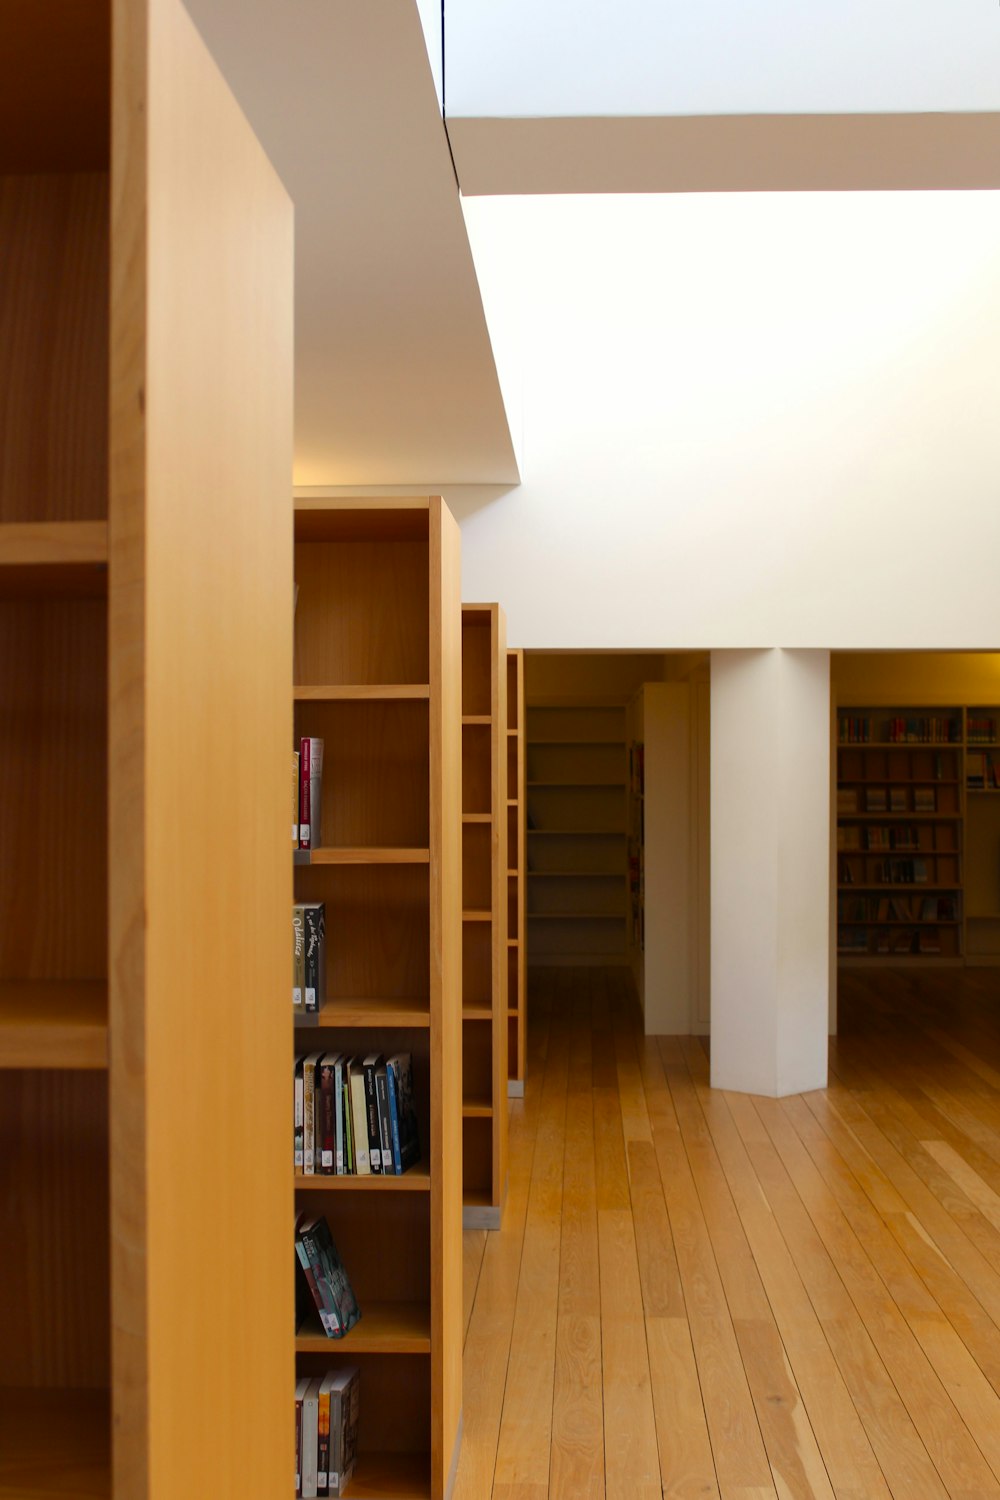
left=316, top=1373, right=333, bottom=1497
left=292, top=904, right=305, bottom=1010
left=294, top=1376, right=310, bottom=1497
left=303, top=1052, right=323, bottom=1174
left=363, top=1053, right=384, bottom=1173
left=375, top=1062, right=394, bottom=1176
left=327, top=1366, right=360, bottom=1497
left=342, top=1071, right=353, bottom=1174
left=294, top=1057, right=304, bottom=1171
left=348, top=1058, right=371, bottom=1175
left=317, top=1055, right=337, bottom=1175
left=386, top=1053, right=420, bottom=1173
left=302, top=902, right=326, bottom=1014
left=302, top=1376, right=321, bottom=1499
left=334, top=1054, right=346, bottom=1174
left=293, top=749, right=300, bottom=848
left=300, top=736, right=324, bottom=849
left=297, top=1216, right=361, bottom=1338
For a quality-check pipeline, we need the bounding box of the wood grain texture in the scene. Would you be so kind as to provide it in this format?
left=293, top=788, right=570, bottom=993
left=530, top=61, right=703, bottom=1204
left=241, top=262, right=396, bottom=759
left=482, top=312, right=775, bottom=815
left=507, top=649, right=527, bottom=1087
left=110, top=1, right=293, bottom=1495
left=0, top=1388, right=109, bottom=1498
left=0, top=981, right=108, bottom=1069
left=0, top=2, right=109, bottom=173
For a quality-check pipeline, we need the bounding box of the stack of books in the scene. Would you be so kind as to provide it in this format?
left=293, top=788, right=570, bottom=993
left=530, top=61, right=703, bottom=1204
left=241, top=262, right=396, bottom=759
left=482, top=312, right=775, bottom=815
left=294, top=1365, right=360, bottom=1498
left=294, top=1052, right=420, bottom=1177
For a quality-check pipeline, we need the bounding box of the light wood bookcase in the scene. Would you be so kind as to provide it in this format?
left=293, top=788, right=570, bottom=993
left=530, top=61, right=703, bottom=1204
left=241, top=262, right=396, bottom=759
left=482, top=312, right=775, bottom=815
left=292, top=497, right=463, bottom=1498
left=0, top=2, right=294, bottom=1496
left=526, top=703, right=629, bottom=965
left=461, top=605, right=508, bottom=1228
left=506, top=649, right=526, bottom=1096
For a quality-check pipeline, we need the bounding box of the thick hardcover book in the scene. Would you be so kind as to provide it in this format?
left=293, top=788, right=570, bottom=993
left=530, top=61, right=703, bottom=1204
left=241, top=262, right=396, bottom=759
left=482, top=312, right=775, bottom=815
left=325, top=1366, right=360, bottom=1498
left=299, top=736, right=324, bottom=848
left=292, top=749, right=300, bottom=848
left=348, top=1059, right=371, bottom=1175
left=386, top=1053, right=420, bottom=1173
left=294, top=1376, right=310, bottom=1497
left=292, top=904, right=305, bottom=1009
left=299, top=1216, right=361, bottom=1338
left=301, top=1377, right=321, bottom=1499
left=302, top=902, right=326, bottom=1014
left=317, top=1056, right=336, bottom=1174
left=294, top=1056, right=305, bottom=1171
left=375, top=1063, right=394, bottom=1175
left=362, top=1053, right=384, bottom=1173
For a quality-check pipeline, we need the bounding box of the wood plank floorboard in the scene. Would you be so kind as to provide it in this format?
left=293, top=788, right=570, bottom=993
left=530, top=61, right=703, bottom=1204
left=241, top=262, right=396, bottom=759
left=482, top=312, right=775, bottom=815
left=462, top=965, right=1000, bottom=1499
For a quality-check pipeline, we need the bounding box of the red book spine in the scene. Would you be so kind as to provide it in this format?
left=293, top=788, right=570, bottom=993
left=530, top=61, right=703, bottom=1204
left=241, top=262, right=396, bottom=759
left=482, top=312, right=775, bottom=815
left=299, top=738, right=312, bottom=848
left=320, top=1064, right=335, bottom=1176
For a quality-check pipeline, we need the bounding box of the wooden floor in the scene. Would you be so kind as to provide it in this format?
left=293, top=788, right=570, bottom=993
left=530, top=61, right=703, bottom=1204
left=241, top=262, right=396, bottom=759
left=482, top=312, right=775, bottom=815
left=457, top=964, right=1000, bottom=1500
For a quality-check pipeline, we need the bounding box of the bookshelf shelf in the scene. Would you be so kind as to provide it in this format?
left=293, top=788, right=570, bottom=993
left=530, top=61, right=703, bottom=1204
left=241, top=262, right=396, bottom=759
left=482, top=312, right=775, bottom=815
left=295, top=1302, right=431, bottom=1355
left=462, top=1099, right=493, bottom=1119
left=293, top=497, right=462, bottom=1496
left=295, top=847, right=430, bottom=866
left=528, top=828, right=627, bottom=837
left=0, top=520, right=108, bottom=598
left=529, top=910, right=625, bottom=921
left=293, top=1161, right=431, bottom=1191
left=527, top=780, right=624, bottom=788
left=461, top=604, right=508, bottom=1228
left=0, top=981, right=108, bottom=1070
left=0, top=1387, right=110, bottom=1498
left=293, top=684, right=430, bottom=701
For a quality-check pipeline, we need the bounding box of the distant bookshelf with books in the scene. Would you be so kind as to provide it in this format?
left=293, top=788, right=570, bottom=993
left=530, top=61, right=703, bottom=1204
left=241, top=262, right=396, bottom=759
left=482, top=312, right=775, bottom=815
left=291, top=497, right=462, bottom=1500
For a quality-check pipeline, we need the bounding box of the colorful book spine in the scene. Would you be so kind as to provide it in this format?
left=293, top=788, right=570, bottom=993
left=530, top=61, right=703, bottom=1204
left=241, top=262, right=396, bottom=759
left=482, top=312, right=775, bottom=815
left=316, top=1380, right=332, bottom=1497
left=302, top=1054, right=319, bottom=1175
left=348, top=1060, right=370, bottom=1175
left=292, top=904, right=305, bottom=1009
left=299, top=736, right=324, bottom=849
left=292, top=749, right=300, bottom=848
left=363, top=1053, right=383, bottom=1173
left=385, top=1059, right=402, bottom=1175
left=375, top=1063, right=394, bottom=1176
left=318, top=1058, right=336, bottom=1174
left=294, top=1057, right=304, bottom=1171
left=334, top=1055, right=345, bottom=1175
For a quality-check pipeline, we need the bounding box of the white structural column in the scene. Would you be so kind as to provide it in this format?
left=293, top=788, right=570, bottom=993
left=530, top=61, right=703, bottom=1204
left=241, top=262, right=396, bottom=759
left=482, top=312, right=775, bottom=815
left=710, top=649, right=830, bottom=1096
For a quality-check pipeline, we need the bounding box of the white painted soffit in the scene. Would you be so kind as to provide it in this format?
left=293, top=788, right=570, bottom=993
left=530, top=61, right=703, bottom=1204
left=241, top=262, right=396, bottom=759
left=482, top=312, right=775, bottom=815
left=183, top=0, right=518, bottom=487
left=447, top=114, right=1000, bottom=196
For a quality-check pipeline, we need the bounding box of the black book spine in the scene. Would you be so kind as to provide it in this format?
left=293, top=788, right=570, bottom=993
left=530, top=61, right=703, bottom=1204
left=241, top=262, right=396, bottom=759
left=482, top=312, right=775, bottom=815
left=375, top=1068, right=394, bottom=1175
left=363, top=1059, right=382, bottom=1173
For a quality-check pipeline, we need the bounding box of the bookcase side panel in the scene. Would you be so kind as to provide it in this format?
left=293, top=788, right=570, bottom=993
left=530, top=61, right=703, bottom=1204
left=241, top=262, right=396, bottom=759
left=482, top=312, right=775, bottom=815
left=492, top=609, right=509, bottom=1206
left=111, top=0, right=294, bottom=1493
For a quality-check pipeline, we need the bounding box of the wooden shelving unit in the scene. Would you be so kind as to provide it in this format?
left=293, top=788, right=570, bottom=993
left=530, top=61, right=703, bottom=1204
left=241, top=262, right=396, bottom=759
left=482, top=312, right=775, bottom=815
left=506, top=649, right=527, bottom=1096
left=460, top=605, right=508, bottom=1227
left=525, top=703, right=628, bottom=965
left=837, top=707, right=964, bottom=962
left=0, top=3, right=295, bottom=1495
left=292, top=497, right=463, bottom=1499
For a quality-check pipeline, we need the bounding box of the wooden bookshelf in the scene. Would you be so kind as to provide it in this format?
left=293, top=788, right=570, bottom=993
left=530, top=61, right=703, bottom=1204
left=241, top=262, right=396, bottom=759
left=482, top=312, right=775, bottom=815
left=0, top=4, right=294, bottom=1496
left=526, top=704, right=629, bottom=965
left=837, top=707, right=964, bottom=962
left=461, top=604, right=509, bottom=1228
left=293, top=497, right=463, bottom=1499
left=506, top=649, right=527, bottom=1096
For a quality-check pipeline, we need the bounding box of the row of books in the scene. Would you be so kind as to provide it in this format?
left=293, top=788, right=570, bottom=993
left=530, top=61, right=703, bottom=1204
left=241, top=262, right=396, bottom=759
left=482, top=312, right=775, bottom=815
left=293, top=737, right=325, bottom=849
left=967, top=715, right=999, bottom=744
left=839, top=785, right=944, bottom=814
left=838, top=895, right=959, bottom=923
left=838, top=925, right=947, bottom=955
left=294, top=1051, right=420, bottom=1177
left=837, top=825, right=930, bottom=852
left=967, top=753, right=1000, bottom=790
left=838, top=715, right=961, bottom=744
left=293, top=902, right=326, bottom=1013
left=839, top=857, right=935, bottom=884
left=295, top=1366, right=359, bottom=1498
left=295, top=1213, right=361, bottom=1339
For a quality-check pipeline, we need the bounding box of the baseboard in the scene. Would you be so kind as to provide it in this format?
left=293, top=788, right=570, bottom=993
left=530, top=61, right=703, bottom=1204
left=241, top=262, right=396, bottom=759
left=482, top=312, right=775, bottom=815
left=444, top=1410, right=463, bottom=1500
left=507, top=1079, right=525, bottom=1098
left=462, top=1204, right=502, bottom=1230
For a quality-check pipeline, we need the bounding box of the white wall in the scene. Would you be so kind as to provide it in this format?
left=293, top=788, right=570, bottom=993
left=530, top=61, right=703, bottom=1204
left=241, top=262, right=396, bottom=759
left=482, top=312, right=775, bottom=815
left=458, top=191, right=1000, bottom=651
left=444, top=0, right=1000, bottom=117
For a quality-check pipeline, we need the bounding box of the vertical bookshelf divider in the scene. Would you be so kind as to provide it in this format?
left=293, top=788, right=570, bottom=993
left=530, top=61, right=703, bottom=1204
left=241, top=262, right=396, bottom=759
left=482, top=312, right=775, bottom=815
left=460, top=605, right=509, bottom=1228
left=292, top=498, right=463, bottom=1499
left=506, top=649, right=527, bottom=1097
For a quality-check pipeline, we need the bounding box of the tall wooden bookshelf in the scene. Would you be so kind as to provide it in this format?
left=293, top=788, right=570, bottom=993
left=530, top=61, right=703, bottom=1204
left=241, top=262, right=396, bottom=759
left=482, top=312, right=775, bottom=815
left=0, top=3, right=294, bottom=1496
left=526, top=703, right=629, bottom=965
left=292, top=498, right=463, bottom=1498
left=461, top=605, right=508, bottom=1228
left=506, top=649, right=527, bottom=1096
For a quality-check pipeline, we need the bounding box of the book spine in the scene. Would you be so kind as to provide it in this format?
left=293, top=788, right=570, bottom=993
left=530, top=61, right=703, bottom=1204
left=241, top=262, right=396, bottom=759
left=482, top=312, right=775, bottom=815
left=319, top=1064, right=335, bottom=1175
left=292, top=905, right=305, bottom=1010
left=317, top=1389, right=331, bottom=1497
left=375, top=1068, right=393, bottom=1175
left=334, top=1057, right=344, bottom=1174
left=302, top=1389, right=319, bottom=1499
left=349, top=1066, right=370, bottom=1174
left=294, top=1236, right=332, bottom=1336
left=295, top=1394, right=303, bottom=1497
left=299, top=737, right=312, bottom=847
left=329, top=1388, right=342, bottom=1497
left=292, top=748, right=300, bottom=848
left=301, top=1225, right=344, bottom=1337
left=363, top=1060, right=382, bottom=1173
left=385, top=1061, right=402, bottom=1174
left=303, top=1058, right=315, bottom=1175
left=343, top=1076, right=353, bottom=1173
left=294, top=1059, right=304, bottom=1171
left=308, top=737, right=324, bottom=850
left=303, top=904, right=324, bottom=1014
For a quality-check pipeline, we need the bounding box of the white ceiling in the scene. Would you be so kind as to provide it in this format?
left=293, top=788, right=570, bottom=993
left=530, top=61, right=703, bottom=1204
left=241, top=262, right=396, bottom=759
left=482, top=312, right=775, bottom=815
left=184, top=0, right=519, bottom=488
